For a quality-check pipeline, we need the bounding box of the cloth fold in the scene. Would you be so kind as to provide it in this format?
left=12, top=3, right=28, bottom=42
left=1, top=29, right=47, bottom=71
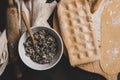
left=15, top=0, right=57, bottom=33
left=0, top=30, right=8, bottom=76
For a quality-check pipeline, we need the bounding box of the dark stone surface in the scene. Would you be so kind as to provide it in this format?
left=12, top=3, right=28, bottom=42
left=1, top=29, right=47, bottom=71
left=0, top=0, right=7, bottom=32
left=1, top=56, right=106, bottom=80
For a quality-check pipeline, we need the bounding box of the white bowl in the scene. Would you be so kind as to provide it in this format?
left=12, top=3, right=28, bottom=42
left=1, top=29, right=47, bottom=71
left=18, top=26, right=63, bottom=70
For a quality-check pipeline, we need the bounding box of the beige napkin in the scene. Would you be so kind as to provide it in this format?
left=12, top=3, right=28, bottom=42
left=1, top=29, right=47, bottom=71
left=0, top=30, right=8, bottom=76
left=15, top=0, right=57, bottom=33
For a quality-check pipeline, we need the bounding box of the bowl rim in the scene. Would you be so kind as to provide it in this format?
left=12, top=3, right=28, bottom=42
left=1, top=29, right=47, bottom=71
left=18, top=26, right=63, bottom=70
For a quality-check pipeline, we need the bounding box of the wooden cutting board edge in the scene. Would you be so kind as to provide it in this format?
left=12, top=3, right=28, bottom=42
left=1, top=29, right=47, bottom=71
left=52, top=7, right=118, bottom=80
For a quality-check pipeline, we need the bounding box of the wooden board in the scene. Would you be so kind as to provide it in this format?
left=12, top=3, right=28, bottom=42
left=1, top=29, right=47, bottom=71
left=100, top=0, right=120, bottom=75
left=53, top=7, right=118, bottom=80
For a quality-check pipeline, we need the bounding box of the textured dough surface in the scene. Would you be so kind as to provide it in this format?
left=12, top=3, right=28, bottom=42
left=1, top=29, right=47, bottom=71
left=101, top=0, right=120, bottom=74
left=57, top=0, right=99, bottom=66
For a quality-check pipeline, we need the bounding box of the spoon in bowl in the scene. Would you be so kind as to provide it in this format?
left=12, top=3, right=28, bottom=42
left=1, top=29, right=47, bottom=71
left=21, top=11, right=35, bottom=44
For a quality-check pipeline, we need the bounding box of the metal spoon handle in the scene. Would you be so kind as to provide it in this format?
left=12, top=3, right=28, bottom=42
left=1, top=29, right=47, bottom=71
left=21, top=11, right=35, bottom=44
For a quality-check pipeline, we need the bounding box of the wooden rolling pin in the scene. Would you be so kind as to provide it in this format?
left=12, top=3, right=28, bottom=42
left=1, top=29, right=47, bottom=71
left=6, top=0, right=22, bottom=79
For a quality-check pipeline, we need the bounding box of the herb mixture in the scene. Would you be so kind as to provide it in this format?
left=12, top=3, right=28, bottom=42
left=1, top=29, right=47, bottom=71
left=23, top=30, right=57, bottom=64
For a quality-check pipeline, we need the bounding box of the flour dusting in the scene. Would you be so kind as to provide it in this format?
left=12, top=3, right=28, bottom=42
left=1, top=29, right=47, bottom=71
left=106, top=50, right=110, bottom=54
left=109, top=40, right=113, bottom=43
left=116, top=5, right=119, bottom=8
left=109, top=10, right=113, bottom=16
left=112, top=17, right=120, bottom=25
left=113, top=11, right=116, bottom=15
left=106, top=64, right=108, bottom=66
left=112, top=48, right=119, bottom=55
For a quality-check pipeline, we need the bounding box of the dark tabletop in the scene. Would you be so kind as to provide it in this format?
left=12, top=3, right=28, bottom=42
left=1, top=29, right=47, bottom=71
left=0, top=0, right=119, bottom=80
